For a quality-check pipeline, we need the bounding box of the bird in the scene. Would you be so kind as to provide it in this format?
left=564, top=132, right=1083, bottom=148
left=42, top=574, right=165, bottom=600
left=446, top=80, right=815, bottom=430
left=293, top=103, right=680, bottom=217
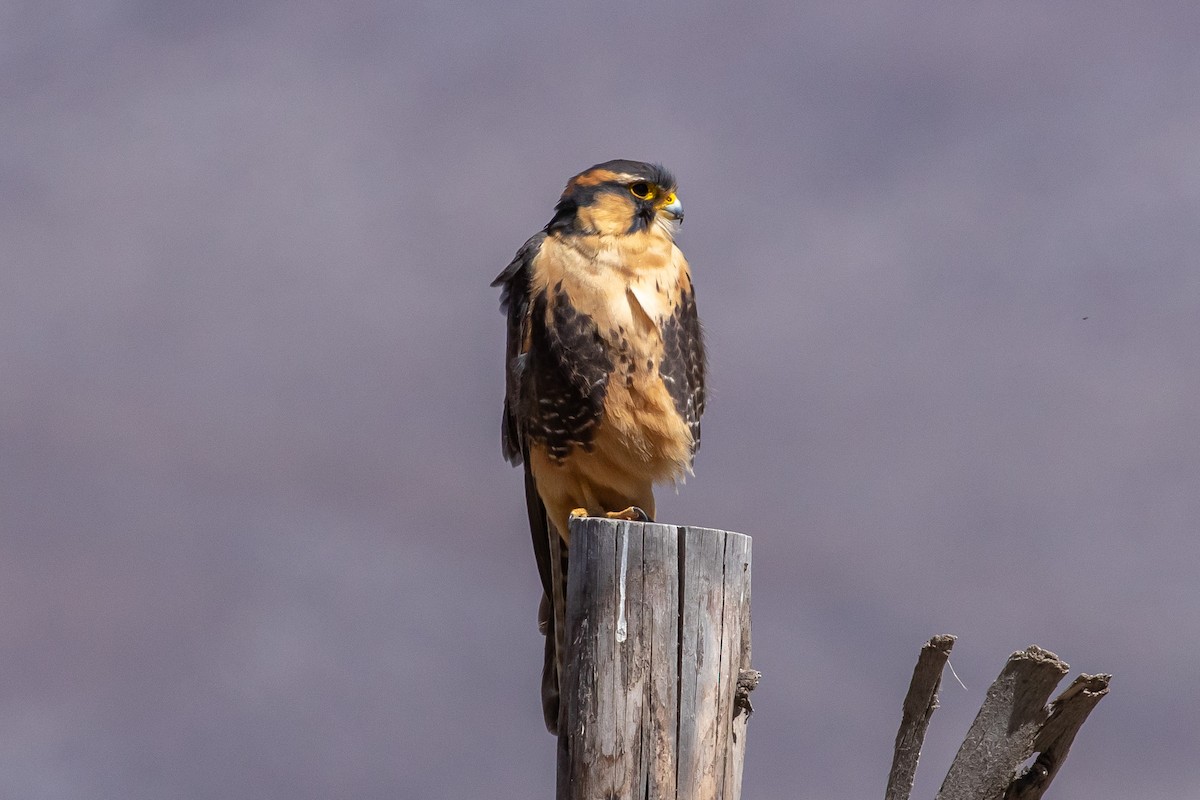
left=493, top=160, right=706, bottom=734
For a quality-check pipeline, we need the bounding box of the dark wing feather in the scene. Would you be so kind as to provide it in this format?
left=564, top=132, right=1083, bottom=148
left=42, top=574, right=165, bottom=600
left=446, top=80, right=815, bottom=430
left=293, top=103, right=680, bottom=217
left=493, top=234, right=554, bottom=601
left=494, top=231, right=613, bottom=466
left=528, top=284, right=611, bottom=460
left=659, top=276, right=707, bottom=460
left=496, top=233, right=600, bottom=733
left=492, top=233, right=545, bottom=465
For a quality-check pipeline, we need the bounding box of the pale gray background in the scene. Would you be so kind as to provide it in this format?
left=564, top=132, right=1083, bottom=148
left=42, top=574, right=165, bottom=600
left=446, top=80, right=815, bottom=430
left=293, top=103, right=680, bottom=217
left=4, top=2, right=1198, bottom=798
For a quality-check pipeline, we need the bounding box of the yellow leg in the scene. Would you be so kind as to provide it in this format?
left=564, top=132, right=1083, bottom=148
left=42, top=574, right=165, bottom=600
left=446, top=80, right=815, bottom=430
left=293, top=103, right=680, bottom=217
left=605, top=506, right=651, bottom=522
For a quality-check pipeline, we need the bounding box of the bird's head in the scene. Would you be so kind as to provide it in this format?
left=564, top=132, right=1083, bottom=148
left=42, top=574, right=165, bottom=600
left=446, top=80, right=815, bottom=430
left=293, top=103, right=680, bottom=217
left=547, top=160, right=683, bottom=238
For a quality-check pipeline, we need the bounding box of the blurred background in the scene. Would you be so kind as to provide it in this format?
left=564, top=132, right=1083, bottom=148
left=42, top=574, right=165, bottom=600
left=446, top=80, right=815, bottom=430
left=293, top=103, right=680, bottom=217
left=3, top=2, right=1199, bottom=798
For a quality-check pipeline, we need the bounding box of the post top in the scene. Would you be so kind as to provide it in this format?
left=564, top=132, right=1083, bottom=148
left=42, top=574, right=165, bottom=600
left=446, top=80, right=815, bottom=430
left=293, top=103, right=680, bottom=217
left=567, top=515, right=751, bottom=542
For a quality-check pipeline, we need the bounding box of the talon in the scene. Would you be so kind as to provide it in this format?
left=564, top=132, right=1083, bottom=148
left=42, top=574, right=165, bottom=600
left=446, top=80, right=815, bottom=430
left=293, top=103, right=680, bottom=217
left=606, top=506, right=651, bottom=522
left=569, top=508, right=589, bottom=519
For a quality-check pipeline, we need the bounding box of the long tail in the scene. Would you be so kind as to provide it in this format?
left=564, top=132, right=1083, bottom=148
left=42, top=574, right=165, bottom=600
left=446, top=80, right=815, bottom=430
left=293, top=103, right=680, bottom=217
left=523, top=460, right=567, bottom=734
left=537, top=531, right=568, bottom=733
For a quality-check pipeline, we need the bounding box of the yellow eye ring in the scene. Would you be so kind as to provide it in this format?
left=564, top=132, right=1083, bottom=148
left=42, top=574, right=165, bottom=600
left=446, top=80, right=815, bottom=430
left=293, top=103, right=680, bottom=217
left=629, top=182, right=655, bottom=201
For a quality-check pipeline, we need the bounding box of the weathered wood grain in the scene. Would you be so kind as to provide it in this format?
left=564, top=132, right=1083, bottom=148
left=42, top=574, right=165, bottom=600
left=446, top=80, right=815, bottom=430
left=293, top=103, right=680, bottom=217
left=884, top=638, right=1109, bottom=800
left=722, top=532, right=754, bottom=800
left=1004, top=672, right=1111, bottom=800
left=886, top=634, right=957, bottom=800
left=557, top=518, right=753, bottom=800
left=936, top=646, right=1070, bottom=800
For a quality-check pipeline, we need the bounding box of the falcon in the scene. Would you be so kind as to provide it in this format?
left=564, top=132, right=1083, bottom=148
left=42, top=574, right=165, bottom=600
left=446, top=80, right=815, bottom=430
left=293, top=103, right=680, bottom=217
left=493, top=160, right=706, bottom=734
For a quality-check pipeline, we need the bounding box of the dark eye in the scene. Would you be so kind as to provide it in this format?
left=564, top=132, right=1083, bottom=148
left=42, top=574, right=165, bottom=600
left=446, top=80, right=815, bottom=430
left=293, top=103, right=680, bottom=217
left=629, top=182, right=654, bottom=200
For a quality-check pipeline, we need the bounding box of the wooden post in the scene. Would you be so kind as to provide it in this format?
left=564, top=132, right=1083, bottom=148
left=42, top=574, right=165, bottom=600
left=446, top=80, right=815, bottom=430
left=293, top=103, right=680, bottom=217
left=886, top=637, right=1111, bottom=800
left=556, top=518, right=755, bottom=800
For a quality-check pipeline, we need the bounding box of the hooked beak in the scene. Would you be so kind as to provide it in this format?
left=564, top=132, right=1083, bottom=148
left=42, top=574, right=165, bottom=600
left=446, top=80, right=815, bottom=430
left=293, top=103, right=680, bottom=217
left=658, top=192, right=684, bottom=222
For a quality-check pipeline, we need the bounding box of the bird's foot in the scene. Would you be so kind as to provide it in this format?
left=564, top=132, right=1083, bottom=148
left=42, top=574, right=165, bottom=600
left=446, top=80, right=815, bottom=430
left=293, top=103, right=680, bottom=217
left=569, top=507, right=589, bottom=520
left=606, top=506, right=651, bottom=522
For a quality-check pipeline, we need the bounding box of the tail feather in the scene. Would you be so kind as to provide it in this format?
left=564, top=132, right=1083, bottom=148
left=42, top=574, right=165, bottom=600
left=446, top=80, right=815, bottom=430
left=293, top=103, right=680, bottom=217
left=523, top=458, right=567, bottom=735
left=538, top=594, right=559, bottom=732
left=545, top=524, right=568, bottom=734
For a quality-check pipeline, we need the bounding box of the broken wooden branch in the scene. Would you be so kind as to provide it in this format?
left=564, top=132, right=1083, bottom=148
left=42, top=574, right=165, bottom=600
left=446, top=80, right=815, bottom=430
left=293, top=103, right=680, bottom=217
left=886, top=634, right=958, bottom=800
left=887, top=638, right=1110, bottom=800
left=1004, top=672, right=1111, bottom=800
